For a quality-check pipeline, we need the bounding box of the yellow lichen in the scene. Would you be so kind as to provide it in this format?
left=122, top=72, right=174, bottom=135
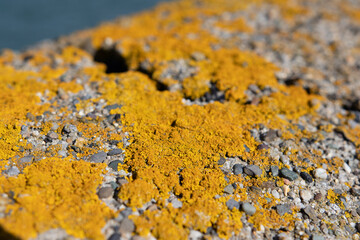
left=0, top=158, right=114, bottom=239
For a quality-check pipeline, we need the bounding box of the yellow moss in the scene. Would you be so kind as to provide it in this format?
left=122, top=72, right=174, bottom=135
left=0, top=158, right=114, bottom=239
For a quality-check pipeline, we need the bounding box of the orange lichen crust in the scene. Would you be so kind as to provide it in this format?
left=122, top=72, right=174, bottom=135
left=0, top=158, right=113, bottom=240
left=1, top=0, right=360, bottom=239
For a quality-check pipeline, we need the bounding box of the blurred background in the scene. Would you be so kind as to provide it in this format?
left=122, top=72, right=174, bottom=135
left=0, top=0, right=169, bottom=51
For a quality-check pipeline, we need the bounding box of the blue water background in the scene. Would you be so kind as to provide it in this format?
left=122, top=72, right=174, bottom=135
left=0, top=0, right=170, bottom=50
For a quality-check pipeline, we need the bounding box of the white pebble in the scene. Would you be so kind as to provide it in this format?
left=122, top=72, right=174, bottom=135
left=343, top=162, right=351, bottom=173
left=189, top=230, right=203, bottom=240
left=300, top=189, right=313, bottom=202
left=314, top=168, right=327, bottom=180
left=272, top=189, right=280, bottom=199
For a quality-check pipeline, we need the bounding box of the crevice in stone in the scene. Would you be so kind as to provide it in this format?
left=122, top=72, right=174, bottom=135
left=94, top=47, right=128, bottom=73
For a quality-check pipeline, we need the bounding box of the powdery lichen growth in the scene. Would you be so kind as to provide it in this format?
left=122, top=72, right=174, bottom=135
left=1, top=0, right=360, bottom=239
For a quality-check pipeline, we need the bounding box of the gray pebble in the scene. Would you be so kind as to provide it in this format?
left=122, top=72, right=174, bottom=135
left=108, top=160, right=122, bottom=171
left=218, top=156, right=226, bottom=165
left=19, top=155, right=34, bottom=164
left=280, top=168, right=298, bottom=181
left=104, top=104, right=122, bottom=111
left=107, top=149, right=123, bottom=156
left=97, top=187, right=114, bottom=199
left=109, top=182, right=119, bottom=190
left=242, top=202, right=256, bottom=216
left=233, top=164, right=243, bottom=175
left=62, top=124, right=77, bottom=134
left=5, top=166, right=20, bottom=176
left=120, top=208, right=132, bottom=218
left=270, top=165, right=279, bottom=177
left=119, top=219, right=135, bottom=233
left=244, top=165, right=262, bottom=177
left=276, top=204, right=291, bottom=216
left=224, top=184, right=234, bottom=194
left=351, top=187, right=360, bottom=197
left=226, top=199, right=240, bottom=210
left=257, top=143, right=269, bottom=150
left=47, top=131, right=58, bottom=139
left=303, top=206, right=317, bottom=221
left=90, top=151, right=107, bottom=163
left=108, top=233, right=122, bottom=240
left=171, top=199, right=183, bottom=208
left=261, top=129, right=277, bottom=142
left=58, top=150, right=67, bottom=157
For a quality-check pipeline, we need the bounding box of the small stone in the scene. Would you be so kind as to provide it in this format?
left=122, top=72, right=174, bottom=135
left=108, top=233, right=122, bottom=240
left=314, top=192, right=322, bottom=201
left=189, top=230, right=203, bottom=240
left=120, top=208, right=132, bottom=218
left=343, top=162, right=352, bottom=174
left=277, top=232, right=292, bottom=240
left=356, top=223, right=360, bottom=233
left=146, top=204, right=158, bottom=211
left=242, top=202, right=256, bottom=216
left=283, top=179, right=291, bottom=185
left=104, top=104, right=122, bottom=111
left=262, top=129, right=278, bottom=142
left=117, top=178, right=128, bottom=186
left=58, top=150, right=67, bottom=157
left=226, top=199, right=240, bottom=210
left=270, top=165, right=279, bottom=177
left=119, top=219, right=135, bottom=233
left=108, top=160, right=122, bottom=171
left=276, top=204, right=291, bottom=216
left=303, top=206, right=317, bottom=221
left=109, top=182, right=119, bottom=190
left=300, top=190, right=313, bottom=201
left=108, top=149, right=123, bottom=156
left=313, top=168, right=327, bottom=180
left=357, top=207, right=360, bottom=216
left=19, top=155, right=34, bottom=164
left=224, top=184, right=234, bottom=194
left=300, top=172, right=313, bottom=183
left=243, top=144, right=250, bottom=152
left=26, top=112, right=35, bottom=121
left=233, top=164, right=243, bottom=175
left=351, top=187, right=360, bottom=197
left=5, top=166, right=20, bottom=176
left=260, top=180, right=276, bottom=189
left=283, top=185, right=290, bottom=196
left=311, top=235, right=325, bottom=240
left=280, top=168, right=299, bottom=181
left=171, top=199, right=183, bottom=209
left=89, top=151, right=107, bottom=163
left=47, top=131, right=58, bottom=139
left=74, top=137, right=86, bottom=148
left=191, top=52, right=206, bottom=61
left=218, top=156, right=226, bottom=165
left=257, top=143, right=269, bottom=150
left=62, top=124, right=77, bottom=134
left=272, top=190, right=280, bottom=199
left=244, top=165, right=262, bottom=177
left=97, top=187, right=114, bottom=199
